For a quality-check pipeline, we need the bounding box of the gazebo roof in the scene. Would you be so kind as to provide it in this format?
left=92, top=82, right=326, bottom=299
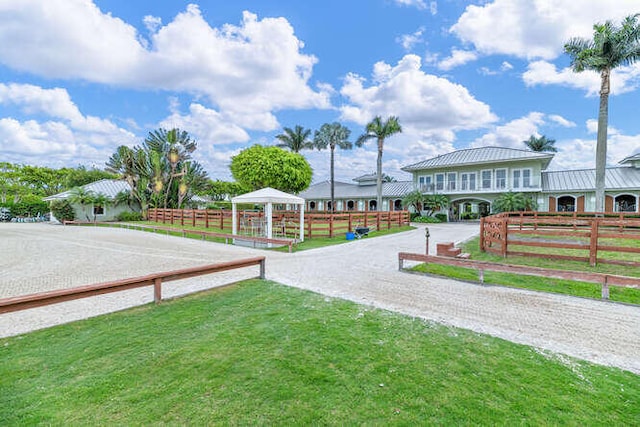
left=231, top=187, right=304, bottom=205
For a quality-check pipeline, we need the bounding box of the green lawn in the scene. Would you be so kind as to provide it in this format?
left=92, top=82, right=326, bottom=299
left=1, top=280, right=638, bottom=425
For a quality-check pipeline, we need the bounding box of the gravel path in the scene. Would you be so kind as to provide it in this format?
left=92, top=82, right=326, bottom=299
left=1, top=222, right=639, bottom=374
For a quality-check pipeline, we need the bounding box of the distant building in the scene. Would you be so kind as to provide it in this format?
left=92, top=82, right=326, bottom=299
left=300, top=147, right=640, bottom=217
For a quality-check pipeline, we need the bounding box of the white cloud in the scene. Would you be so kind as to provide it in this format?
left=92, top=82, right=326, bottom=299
left=438, top=49, right=478, bottom=70
left=451, top=0, right=640, bottom=60
left=159, top=103, right=250, bottom=146
left=471, top=112, right=547, bottom=149
left=143, top=15, right=162, bottom=33
left=550, top=130, right=640, bottom=171
left=393, top=0, right=427, bottom=10
left=501, top=61, right=513, bottom=71
left=340, top=55, right=497, bottom=144
left=523, top=60, right=640, bottom=96
left=396, top=27, right=425, bottom=51
left=548, top=114, right=576, bottom=128
left=429, top=1, right=438, bottom=16
left=0, top=2, right=331, bottom=131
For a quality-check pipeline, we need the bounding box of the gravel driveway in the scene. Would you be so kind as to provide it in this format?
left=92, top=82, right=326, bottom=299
left=1, top=222, right=639, bottom=374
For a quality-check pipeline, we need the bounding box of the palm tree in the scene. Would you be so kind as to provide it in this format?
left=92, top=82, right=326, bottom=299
left=276, top=125, right=313, bottom=153
left=402, top=189, right=425, bottom=214
left=313, top=123, right=352, bottom=212
left=564, top=14, right=640, bottom=212
left=356, top=116, right=402, bottom=210
left=523, top=135, right=557, bottom=152
left=68, top=187, right=95, bottom=221
left=382, top=174, right=397, bottom=182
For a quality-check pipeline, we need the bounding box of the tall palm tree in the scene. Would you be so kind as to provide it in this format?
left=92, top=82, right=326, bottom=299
left=276, top=125, right=313, bottom=153
left=313, top=123, right=352, bottom=212
left=523, top=135, right=557, bottom=152
left=564, top=14, right=640, bottom=212
left=356, top=116, right=402, bottom=210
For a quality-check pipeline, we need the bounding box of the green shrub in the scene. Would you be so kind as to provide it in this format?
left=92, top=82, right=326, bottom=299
left=0, top=195, right=48, bottom=217
left=412, top=215, right=442, bottom=223
left=434, top=213, right=448, bottom=222
left=461, top=212, right=479, bottom=220
left=50, top=199, right=75, bottom=222
left=116, top=211, right=144, bottom=222
left=410, top=212, right=422, bottom=221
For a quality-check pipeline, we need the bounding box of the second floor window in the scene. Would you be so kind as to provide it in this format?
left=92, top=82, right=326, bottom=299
left=513, top=169, right=532, bottom=188
left=435, top=173, right=445, bottom=191
left=418, top=175, right=432, bottom=192
left=447, top=172, right=457, bottom=191
left=481, top=170, right=492, bottom=189
left=496, top=169, right=507, bottom=189
left=461, top=173, right=476, bottom=191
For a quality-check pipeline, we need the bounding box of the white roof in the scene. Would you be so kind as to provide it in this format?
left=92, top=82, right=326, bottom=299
left=44, top=179, right=130, bottom=201
left=232, top=187, right=304, bottom=205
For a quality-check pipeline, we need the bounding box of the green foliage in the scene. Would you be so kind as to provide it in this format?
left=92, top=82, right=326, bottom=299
left=412, top=215, right=442, bottom=223
left=523, top=135, right=557, bottom=152
left=434, top=213, right=448, bottom=222
left=402, top=189, right=425, bottom=213
left=492, top=192, right=537, bottom=213
left=2, top=281, right=639, bottom=425
left=275, top=125, right=313, bottom=152
left=62, top=166, right=116, bottom=188
left=106, top=128, right=208, bottom=211
left=230, top=145, right=312, bottom=193
left=116, top=211, right=144, bottom=222
left=460, top=212, right=479, bottom=220
left=0, top=196, right=48, bottom=217
left=49, top=199, right=75, bottom=222
left=423, top=194, right=449, bottom=216
left=207, top=180, right=249, bottom=201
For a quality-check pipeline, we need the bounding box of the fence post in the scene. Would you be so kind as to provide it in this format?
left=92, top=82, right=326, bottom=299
left=589, top=219, right=599, bottom=267
left=501, top=218, right=508, bottom=257
left=479, top=217, right=485, bottom=252
left=601, top=276, right=609, bottom=300
left=377, top=212, right=381, bottom=231
left=398, top=253, right=404, bottom=270
left=348, top=212, right=352, bottom=232
left=192, top=210, right=196, bottom=227
left=478, top=269, right=484, bottom=284
left=425, top=227, right=430, bottom=255
left=329, top=213, right=334, bottom=238
left=259, top=258, right=266, bottom=279
left=154, top=278, right=162, bottom=303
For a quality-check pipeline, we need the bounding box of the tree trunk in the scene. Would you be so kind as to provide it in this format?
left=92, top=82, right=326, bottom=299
left=376, top=137, right=383, bottom=211
left=595, top=68, right=610, bottom=213
left=330, top=145, right=335, bottom=212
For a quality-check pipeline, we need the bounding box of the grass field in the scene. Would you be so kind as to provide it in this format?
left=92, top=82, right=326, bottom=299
left=1, top=280, right=638, bottom=425
left=410, top=237, right=640, bottom=305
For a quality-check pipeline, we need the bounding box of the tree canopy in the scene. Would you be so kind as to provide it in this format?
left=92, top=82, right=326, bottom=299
left=523, top=135, right=557, bottom=152
left=275, top=125, right=313, bottom=153
left=356, top=116, right=402, bottom=210
left=564, top=13, right=640, bottom=212
left=492, top=192, right=537, bottom=213
left=230, top=145, right=312, bottom=194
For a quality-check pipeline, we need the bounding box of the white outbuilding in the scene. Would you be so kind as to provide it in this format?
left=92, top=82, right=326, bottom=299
left=231, top=187, right=305, bottom=244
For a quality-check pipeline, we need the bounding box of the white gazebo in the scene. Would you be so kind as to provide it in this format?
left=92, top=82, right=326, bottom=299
left=231, top=187, right=305, bottom=244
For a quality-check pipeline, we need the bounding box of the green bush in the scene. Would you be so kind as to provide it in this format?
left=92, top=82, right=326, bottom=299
left=410, top=212, right=422, bottom=221
left=116, top=211, right=144, bottom=222
left=461, top=212, right=479, bottom=220
left=434, top=213, right=448, bottom=222
left=50, top=199, right=75, bottom=222
left=412, top=215, right=442, bottom=223
left=0, top=195, right=48, bottom=217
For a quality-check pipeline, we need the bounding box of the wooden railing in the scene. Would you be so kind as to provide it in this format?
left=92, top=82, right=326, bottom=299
left=398, top=252, right=640, bottom=301
left=63, top=221, right=297, bottom=252
left=147, top=208, right=411, bottom=238
left=480, top=212, right=640, bottom=267
left=0, top=257, right=266, bottom=314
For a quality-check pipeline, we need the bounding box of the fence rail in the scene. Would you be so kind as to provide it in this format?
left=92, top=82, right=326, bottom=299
left=147, top=208, right=410, bottom=239
left=0, top=257, right=266, bottom=314
left=398, top=252, right=640, bottom=300
left=480, top=212, right=640, bottom=267
left=63, top=221, right=297, bottom=252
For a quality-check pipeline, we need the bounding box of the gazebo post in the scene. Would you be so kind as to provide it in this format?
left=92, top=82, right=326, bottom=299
left=232, top=202, right=237, bottom=237
left=265, top=202, right=273, bottom=247
left=299, top=204, right=305, bottom=242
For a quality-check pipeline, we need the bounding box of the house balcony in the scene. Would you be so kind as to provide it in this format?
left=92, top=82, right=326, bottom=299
left=419, top=181, right=541, bottom=195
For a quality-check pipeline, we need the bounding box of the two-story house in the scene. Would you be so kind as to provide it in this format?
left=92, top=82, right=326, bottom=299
left=401, top=147, right=553, bottom=219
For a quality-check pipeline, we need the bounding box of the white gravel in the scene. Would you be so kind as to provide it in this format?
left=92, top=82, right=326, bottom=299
left=1, top=222, right=639, bottom=375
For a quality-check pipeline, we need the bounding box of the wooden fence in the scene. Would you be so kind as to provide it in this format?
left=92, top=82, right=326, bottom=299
left=0, top=257, right=266, bottom=314
left=398, top=252, right=640, bottom=301
left=64, top=221, right=297, bottom=252
left=148, top=208, right=410, bottom=239
left=480, top=212, right=640, bottom=267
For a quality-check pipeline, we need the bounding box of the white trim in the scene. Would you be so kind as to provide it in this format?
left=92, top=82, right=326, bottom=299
left=495, top=168, right=507, bottom=190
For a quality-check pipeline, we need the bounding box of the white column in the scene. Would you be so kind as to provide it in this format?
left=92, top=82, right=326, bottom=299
left=232, top=202, right=237, bottom=236
left=266, top=202, right=273, bottom=240
left=299, top=203, right=305, bottom=242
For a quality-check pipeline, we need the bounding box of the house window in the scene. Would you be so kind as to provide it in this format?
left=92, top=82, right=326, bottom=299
left=435, top=173, right=445, bottom=191
left=495, top=169, right=507, bottom=189
left=481, top=170, right=492, bottom=189
left=461, top=173, right=476, bottom=191
left=447, top=172, right=457, bottom=191
left=469, top=173, right=476, bottom=190
left=418, top=175, right=433, bottom=192
left=93, top=204, right=105, bottom=216
left=513, top=169, right=532, bottom=189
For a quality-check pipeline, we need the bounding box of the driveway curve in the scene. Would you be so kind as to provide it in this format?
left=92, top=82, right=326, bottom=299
left=1, top=222, right=639, bottom=374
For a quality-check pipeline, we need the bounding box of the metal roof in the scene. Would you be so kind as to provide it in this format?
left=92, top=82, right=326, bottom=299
left=352, top=173, right=377, bottom=183
left=542, top=167, right=640, bottom=192
left=402, top=147, right=554, bottom=171
left=44, top=179, right=131, bottom=201
left=619, top=152, right=640, bottom=165
left=299, top=180, right=412, bottom=199
left=232, top=187, right=304, bottom=205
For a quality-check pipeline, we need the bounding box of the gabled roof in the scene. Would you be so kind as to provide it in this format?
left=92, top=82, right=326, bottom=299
left=619, top=152, right=640, bottom=165
left=232, top=187, right=304, bottom=205
left=299, top=180, right=412, bottom=199
left=352, top=173, right=377, bottom=183
left=542, top=167, right=640, bottom=192
left=402, top=147, right=554, bottom=172
left=44, top=179, right=130, bottom=201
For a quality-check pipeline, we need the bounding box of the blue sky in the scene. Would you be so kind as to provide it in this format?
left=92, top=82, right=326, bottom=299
left=1, top=0, right=639, bottom=184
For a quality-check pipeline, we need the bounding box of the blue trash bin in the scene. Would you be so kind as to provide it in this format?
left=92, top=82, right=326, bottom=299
left=346, top=232, right=355, bottom=240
